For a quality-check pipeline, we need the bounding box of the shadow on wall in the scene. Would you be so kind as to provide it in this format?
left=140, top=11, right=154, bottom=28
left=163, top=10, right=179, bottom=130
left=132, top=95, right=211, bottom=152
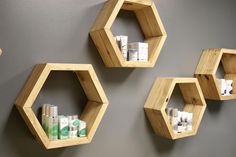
left=2, top=106, right=65, bottom=156
left=143, top=112, right=176, bottom=154
left=206, top=100, right=223, bottom=114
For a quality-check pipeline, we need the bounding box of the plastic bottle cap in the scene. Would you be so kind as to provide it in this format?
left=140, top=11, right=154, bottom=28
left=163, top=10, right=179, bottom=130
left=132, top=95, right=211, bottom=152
left=42, top=104, right=50, bottom=115
left=46, top=104, right=53, bottom=116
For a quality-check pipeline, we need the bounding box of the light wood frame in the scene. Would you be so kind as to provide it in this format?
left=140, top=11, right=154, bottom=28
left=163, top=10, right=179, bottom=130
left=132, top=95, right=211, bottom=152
left=90, top=0, right=167, bottom=68
left=195, top=48, right=236, bottom=100
left=15, top=63, right=109, bottom=149
left=144, top=78, right=206, bottom=140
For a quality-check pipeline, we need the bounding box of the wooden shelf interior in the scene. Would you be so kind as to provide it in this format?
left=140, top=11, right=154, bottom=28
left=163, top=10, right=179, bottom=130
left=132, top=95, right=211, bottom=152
left=15, top=63, right=109, bottom=149
left=144, top=78, right=206, bottom=140
left=90, top=0, right=167, bottom=68
left=195, top=48, right=236, bottom=100
left=0, top=48, right=2, bottom=56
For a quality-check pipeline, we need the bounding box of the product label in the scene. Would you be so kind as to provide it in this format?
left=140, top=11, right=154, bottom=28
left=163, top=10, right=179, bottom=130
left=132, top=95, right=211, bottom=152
left=72, top=119, right=80, bottom=127
left=128, top=50, right=138, bottom=61
left=78, top=128, right=86, bottom=137
left=49, top=124, right=58, bottom=137
left=60, top=126, right=69, bottom=137
left=69, top=130, right=77, bottom=138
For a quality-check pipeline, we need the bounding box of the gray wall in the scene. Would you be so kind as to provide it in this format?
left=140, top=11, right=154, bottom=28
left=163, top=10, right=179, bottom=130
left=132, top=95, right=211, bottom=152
left=0, top=0, right=236, bottom=157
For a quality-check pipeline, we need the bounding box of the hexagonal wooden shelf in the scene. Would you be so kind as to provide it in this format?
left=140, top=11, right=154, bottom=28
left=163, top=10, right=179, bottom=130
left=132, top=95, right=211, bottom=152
left=144, top=78, right=206, bottom=140
left=195, top=48, right=236, bottom=100
left=15, top=63, right=109, bottom=149
left=90, top=0, right=167, bottom=68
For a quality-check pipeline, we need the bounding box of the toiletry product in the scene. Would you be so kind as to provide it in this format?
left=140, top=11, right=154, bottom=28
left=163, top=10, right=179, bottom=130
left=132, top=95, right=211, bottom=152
left=48, top=106, right=58, bottom=140
left=128, top=42, right=148, bottom=62
left=166, top=108, right=172, bottom=121
left=68, top=115, right=80, bottom=139
left=128, top=49, right=138, bottom=61
left=115, top=36, right=128, bottom=60
left=45, top=104, right=52, bottom=136
left=186, top=112, right=193, bottom=131
left=171, top=108, right=178, bottom=133
left=68, top=115, right=80, bottom=128
left=181, top=122, right=188, bottom=131
left=218, top=79, right=227, bottom=95
left=225, top=80, right=233, bottom=95
left=177, top=110, right=183, bottom=122
left=69, top=127, right=77, bottom=138
left=177, top=123, right=184, bottom=133
left=186, top=124, right=192, bottom=131
left=41, top=104, right=47, bottom=132
left=78, top=120, right=87, bottom=137
left=181, top=112, right=188, bottom=122
left=59, top=116, right=69, bottom=140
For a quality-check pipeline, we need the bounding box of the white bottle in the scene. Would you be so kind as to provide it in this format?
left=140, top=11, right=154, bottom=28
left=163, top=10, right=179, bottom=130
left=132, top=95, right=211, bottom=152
left=171, top=108, right=178, bottom=133
left=45, top=104, right=52, bottom=136
left=166, top=107, right=172, bottom=121
left=48, top=106, right=58, bottom=140
left=41, top=104, right=47, bottom=132
left=115, top=36, right=128, bottom=60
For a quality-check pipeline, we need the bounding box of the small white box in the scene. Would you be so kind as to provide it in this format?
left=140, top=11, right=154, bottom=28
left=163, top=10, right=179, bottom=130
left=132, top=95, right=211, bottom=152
left=186, top=124, right=192, bottom=131
left=78, top=120, right=87, bottom=137
left=59, top=116, right=69, bottom=139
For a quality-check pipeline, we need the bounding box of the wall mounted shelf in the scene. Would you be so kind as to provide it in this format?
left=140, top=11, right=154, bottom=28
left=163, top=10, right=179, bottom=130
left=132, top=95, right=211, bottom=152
left=0, top=48, right=2, bottom=56
left=195, top=48, right=236, bottom=100
left=15, top=63, right=109, bottom=149
left=90, top=0, right=167, bottom=68
left=144, top=78, right=206, bottom=140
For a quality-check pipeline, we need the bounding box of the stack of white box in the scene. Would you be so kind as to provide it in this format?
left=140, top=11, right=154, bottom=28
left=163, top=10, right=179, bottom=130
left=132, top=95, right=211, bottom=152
left=166, top=107, right=193, bottom=134
left=114, top=35, right=148, bottom=62
left=218, top=79, right=233, bottom=96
